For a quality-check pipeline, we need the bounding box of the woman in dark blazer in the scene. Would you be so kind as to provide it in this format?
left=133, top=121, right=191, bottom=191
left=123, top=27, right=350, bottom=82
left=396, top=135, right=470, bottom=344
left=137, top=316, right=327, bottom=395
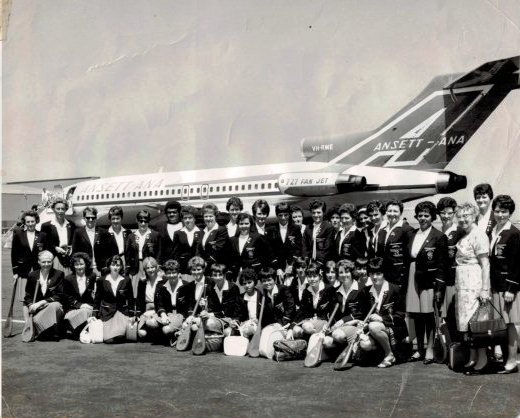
left=302, top=200, right=336, bottom=266
left=259, top=267, right=296, bottom=327
left=489, top=195, right=520, bottom=373
left=358, top=257, right=408, bottom=368
left=336, top=203, right=367, bottom=262
left=63, top=252, right=97, bottom=337
left=377, top=199, right=414, bottom=291
left=23, top=251, right=65, bottom=340
left=228, top=213, right=271, bottom=279
left=71, top=206, right=105, bottom=276
left=11, top=210, right=48, bottom=280
left=135, top=257, right=164, bottom=340
left=40, top=198, right=76, bottom=273
left=94, top=255, right=134, bottom=343
left=437, top=197, right=463, bottom=336
left=237, top=268, right=266, bottom=338
left=197, top=203, right=229, bottom=270
left=405, top=201, right=448, bottom=364
left=285, top=256, right=309, bottom=312
left=172, top=206, right=202, bottom=274
left=326, top=260, right=366, bottom=349
left=292, top=262, right=336, bottom=339
left=155, top=260, right=187, bottom=343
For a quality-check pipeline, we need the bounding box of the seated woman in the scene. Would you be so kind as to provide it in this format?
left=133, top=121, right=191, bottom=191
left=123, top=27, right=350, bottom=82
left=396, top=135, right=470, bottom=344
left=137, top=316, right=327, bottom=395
left=238, top=268, right=265, bottom=338
left=323, top=260, right=341, bottom=289
left=94, top=255, right=134, bottom=343
left=63, top=252, right=97, bottom=338
left=292, top=262, right=336, bottom=339
left=155, top=260, right=187, bottom=345
left=136, top=257, right=164, bottom=340
left=325, top=260, right=365, bottom=349
left=285, top=256, right=308, bottom=312
left=23, top=250, right=65, bottom=341
left=204, top=264, right=242, bottom=339
left=260, top=267, right=295, bottom=327
left=358, top=257, right=408, bottom=368
left=353, top=258, right=371, bottom=289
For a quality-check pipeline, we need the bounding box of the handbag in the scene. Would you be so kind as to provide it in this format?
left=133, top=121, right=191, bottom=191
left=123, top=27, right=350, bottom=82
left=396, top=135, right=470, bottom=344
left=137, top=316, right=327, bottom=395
left=125, top=317, right=138, bottom=342
left=467, top=300, right=507, bottom=348
left=79, top=318, right=104, bottom=344
left=448, top=342, right=469, bottom=372
left=272, top=339, right=307, bottom=361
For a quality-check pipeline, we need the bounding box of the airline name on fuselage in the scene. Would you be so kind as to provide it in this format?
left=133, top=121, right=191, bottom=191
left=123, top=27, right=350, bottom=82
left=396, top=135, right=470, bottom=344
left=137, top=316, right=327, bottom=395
left=79, top=178, right=165, bottom=193
left=373, top=135, right=466, bottom=151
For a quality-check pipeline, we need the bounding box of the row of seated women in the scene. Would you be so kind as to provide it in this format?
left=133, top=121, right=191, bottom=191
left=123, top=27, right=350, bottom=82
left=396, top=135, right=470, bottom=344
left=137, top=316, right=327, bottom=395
left=24, top=249, right=408, bottom=368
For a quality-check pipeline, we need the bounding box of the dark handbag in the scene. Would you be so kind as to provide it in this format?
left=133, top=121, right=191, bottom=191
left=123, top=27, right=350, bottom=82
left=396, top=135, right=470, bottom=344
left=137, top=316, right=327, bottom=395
left=448, top=342, right=469, bottom=372
left=467, top=300, right=507, bottom=348
left=272, top=339, right=307, bottom=361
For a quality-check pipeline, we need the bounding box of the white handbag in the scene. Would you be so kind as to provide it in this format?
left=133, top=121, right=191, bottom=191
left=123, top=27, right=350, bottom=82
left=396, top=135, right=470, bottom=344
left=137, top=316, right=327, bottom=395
left=223, top=336, right=249, bottom=356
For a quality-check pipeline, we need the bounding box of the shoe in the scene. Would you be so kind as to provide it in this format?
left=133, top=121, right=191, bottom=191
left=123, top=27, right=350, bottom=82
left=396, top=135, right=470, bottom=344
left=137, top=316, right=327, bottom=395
left=423, top=357, right=435, bottom=365
left=378, top=354, right=396, bottom=368
left=464, top=364, right=495, bottom=376
left=463, top=360, right=476, bottom=371
left=409, top=351, right=425, bottom=362
left=497, top=365, right=518, bottom=375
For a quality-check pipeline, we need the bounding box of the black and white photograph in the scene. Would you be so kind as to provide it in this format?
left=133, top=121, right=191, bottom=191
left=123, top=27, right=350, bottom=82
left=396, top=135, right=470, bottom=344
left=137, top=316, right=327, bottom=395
left=1, top=1, right=520, bottom=417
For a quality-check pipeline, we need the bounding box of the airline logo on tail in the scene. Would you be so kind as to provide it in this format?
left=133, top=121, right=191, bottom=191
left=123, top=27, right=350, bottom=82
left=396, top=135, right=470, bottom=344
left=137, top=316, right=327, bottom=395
left=302, top=56, right=519, bottom=170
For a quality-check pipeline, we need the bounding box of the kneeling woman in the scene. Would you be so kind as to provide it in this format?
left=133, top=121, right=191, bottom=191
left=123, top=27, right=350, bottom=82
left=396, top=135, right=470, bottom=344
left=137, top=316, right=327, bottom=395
left=155, top=260, right=187, bottom=344
left=136, top=257, right=164, bottom=340
left=94, top=255, right=134, bottom=343
left=324, top=260, right=365, bottom=349
left=292, top=262, right=336, bottom=339
left=63, top=252, right=97, bottom=338
left=358, top=257, right=408, bottom=368
left=238, top=268, right=265, bottom=338
left=24, top=250, right=65, bottom=340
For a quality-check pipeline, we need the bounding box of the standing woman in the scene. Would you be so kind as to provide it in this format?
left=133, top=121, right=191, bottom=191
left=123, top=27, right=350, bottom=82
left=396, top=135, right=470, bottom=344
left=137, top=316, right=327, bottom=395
left=379, top=199, right=413, bottom=292
left=228, top=213, right=270, bottom=279
left=63, top=252, right=97, bottom=338
left=172, top=206, right=202, bottom=275
left=24, top=251, right=65, bottom=340
left=406, top=201, right=448, bottom=364
left=489, top=195, right=520, bottom=373
left=336, top=203, right=366, bottom=262
left=94, top=255, right=134, bottom=343
left=198, top=203, right=229, bottom=271
left=40, top=198, right=76, bottom=274
left=135, top=257, right=163, bottom=340
left=225, top=197, right=243, bottom=238
left=474, top=183, right=495, bottom=237
left=454, top=203, right=491, bottom=374
left=437, top=197, right=463, bottom=334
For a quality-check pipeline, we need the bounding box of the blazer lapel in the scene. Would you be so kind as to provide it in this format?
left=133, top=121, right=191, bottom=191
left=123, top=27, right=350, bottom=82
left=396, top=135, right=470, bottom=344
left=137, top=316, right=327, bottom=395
left=418, top=228, right=435, bottom=255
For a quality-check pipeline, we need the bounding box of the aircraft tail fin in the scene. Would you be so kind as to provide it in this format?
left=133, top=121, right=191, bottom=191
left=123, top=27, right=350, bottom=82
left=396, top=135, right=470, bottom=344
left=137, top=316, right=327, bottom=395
left=303, top=56, right=519, bottom=169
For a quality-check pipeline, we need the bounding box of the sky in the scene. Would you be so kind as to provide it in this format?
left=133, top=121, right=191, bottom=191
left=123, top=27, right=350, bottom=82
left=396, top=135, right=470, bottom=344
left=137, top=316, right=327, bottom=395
left=2, top=0, right=520, bottom=206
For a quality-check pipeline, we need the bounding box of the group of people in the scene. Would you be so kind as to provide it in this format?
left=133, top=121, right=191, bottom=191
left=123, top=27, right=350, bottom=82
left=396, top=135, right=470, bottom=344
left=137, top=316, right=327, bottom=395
left=10, top=183, right=520, bottom=373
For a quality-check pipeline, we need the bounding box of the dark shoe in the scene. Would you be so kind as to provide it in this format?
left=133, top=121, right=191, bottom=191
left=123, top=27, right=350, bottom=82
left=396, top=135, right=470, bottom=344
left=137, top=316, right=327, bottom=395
left=497, top=365, right=518, bottom=375
left=463, top=360, right=476, bottom=371
left=423, top=357, right=435, bottom=365
left=464, top=364, right=495, bottom=376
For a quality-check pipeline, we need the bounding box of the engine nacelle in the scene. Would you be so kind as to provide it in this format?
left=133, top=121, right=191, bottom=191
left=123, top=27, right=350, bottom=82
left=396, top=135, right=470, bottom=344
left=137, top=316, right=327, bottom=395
left=278, top=172, right=366, bottom=196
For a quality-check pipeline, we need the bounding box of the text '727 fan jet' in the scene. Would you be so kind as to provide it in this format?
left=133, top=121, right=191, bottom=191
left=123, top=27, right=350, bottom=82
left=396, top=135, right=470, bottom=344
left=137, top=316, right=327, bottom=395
left=62, top=56, right=519, bottom=224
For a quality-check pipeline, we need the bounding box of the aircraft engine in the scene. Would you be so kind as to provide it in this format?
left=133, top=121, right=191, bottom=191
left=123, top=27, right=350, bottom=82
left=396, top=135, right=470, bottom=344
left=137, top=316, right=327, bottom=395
left=277, top=172, right=366, bottom=196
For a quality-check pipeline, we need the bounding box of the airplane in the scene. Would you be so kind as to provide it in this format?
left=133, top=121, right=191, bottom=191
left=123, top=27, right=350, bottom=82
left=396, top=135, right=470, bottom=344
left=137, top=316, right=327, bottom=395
left=44, top=56, right=519, bottom=226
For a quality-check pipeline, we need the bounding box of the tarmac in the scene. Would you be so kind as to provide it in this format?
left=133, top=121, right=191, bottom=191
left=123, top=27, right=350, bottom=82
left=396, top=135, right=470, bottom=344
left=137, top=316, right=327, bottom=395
left=2, top=252, right=520, bottom=418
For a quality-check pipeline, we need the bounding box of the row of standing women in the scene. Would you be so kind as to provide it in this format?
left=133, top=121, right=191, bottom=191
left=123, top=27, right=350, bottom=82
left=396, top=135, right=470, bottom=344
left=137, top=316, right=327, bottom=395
left=11, top=183, right=520, bottom=373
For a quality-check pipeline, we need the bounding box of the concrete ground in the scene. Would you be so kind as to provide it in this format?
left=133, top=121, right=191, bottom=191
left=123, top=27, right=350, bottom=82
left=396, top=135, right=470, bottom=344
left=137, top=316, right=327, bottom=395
left=2, top=252, right=519, bottom=418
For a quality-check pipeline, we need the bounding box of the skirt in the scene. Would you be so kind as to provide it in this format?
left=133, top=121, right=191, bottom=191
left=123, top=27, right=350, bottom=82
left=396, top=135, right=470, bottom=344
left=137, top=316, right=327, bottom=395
left=455, top=264, right=487, bottom=332
left=103, top=311, right=130, bottom=341
left=64, top=307, right=93, bottom=330
left=406, top=262, right=434, bottom=314
left=33, top=302, right=64, bottom=336
left=492, top=291, right=520, bottom=324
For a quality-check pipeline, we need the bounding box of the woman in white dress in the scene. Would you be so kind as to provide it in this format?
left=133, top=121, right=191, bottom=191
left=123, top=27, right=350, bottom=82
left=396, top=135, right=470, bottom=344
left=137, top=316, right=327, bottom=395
left=454, top=203, right=491, bottom=375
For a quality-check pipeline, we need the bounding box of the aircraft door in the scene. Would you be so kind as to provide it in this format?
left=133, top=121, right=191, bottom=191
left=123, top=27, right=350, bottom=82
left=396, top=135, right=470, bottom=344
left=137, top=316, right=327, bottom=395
left=181, top=185, right=189, bottom=201
left=201, top=184, right=209, bottom=200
